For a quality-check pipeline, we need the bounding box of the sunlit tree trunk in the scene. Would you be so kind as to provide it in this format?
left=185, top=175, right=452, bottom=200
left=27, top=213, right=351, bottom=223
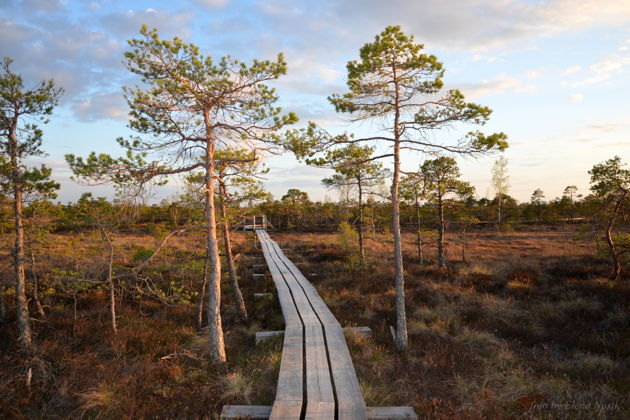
left=357, top=176, right=366, bottom=265
left=605, top=193, right=626, bottom=281
left=415, top=196, right=423, bottom=265
left=99, top=226, right=117, bottom=334
left=497, top=194, right=502, bottom=225
left=10, top=125, right=32, bottom=350
left=437, top=194, right=447, bottom=268
left=204, top=116, right=226, bottom=363
left=197, top=251, right=209, bottom=328
left=391, top=72, right=407, bottom=351
left=219, top=181, right=247, bottom=321
left=29, top=248, right=45, bottom=317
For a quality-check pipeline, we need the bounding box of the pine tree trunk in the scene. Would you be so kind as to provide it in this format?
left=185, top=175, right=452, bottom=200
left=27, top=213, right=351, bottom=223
left=29, top=249, right=45, bottom=317
left=391, top=154, right=407, bottom=351
left=109, top=274, right=116, bottom=334
left=204, top=120, right=226, bottom=363
left=11, top=127, right=32, bottom=351
left=437, top=195, right=447, bottom=268
left=371, top=204, right=376, bottom=235
left=100, top=227, right=117, bottom=334
left=357, top=178, right=365, bottom=265
left=197, top=250, right=209, bottom=328
left=497, top=194, right=502, bottom=224
left=605, top=193, right=626, bottom=281
left=415, top=197, right=423, bottom=265
left=297, top=205, right=301, bottom=232
left=219, top=182, right=247, bottom=321
left=391, top=72, right=407, bottom=352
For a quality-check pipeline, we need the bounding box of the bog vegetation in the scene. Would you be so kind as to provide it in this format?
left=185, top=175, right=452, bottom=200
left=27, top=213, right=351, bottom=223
left=1, top=26, right=629, bottom=418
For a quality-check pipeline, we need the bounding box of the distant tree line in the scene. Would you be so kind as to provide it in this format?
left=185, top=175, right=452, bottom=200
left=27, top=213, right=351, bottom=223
left=250, top=184, right=627, bottom=232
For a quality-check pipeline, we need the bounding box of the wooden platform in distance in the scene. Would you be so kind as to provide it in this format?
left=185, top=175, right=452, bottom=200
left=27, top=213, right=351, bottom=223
left=220, top=229, right=416, bottom=420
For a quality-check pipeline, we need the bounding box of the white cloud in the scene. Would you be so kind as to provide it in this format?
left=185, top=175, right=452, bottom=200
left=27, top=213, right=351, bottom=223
left=289, top=57, right=342, bottom=83
left=325, top=0, right=630, bottom=52
left=73, top=92, right=128, bottom=121
left=0, top=17, right=123, bottom=98
left=566, top=52, right=630, bottom=87
left=525, top=68, right=545, bottom=79
left=565, top=118, right=629, bottom=142
left=100, top=8, right=194, bottom=39
left=588, top=123, right=618, bottom=132
left=568, top=93, right=583, bottom=102
left=597, top=141, right=630, bottom=149
left=562, top=65, right=581, bottom=75
left=458, top=74, right=535, bottom=98
left=195, top=0, right=229, bottom=8
left=22, top=0, right=64, bottom=12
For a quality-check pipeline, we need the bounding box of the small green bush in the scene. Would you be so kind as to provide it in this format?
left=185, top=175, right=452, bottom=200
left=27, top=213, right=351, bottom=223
left=337, top=222, right=363, bottom=271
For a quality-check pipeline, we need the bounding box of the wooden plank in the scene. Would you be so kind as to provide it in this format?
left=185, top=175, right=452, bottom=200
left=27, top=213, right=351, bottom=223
left=259, top=231, right=416, bottom=420
left=272, top=270, right=334, bottom=415
left=256, top=326, right=372, bottom=345
left=255, top=330, right=283, bottom=344
left=325, top=327, right=366, bottom=419
left=257, top=232, right=304, bottom=419
left=220, top=406, right=418, bottom=420
left=269, top=401, right=303, bottom=420
left=304, top=320, right=335, bottom=406
left=260, top=230, right=336, bottom=420
left=265, top=235, right=367, bottom=420
left=349, top=326, right=372, bottom=338
left=366, top=407, right=418, bottom=420
left=258, top=234, right=299, bottom=326
left=220, top=405, right=272, bottom=419
left=305, top=401, right=336, bottom=420
left=267, top=239, right=337, bottom=321
left=271, top=329, right=303, bottom=419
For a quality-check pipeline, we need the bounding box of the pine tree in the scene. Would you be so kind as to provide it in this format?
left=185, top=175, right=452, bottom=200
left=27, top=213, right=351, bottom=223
left=0, top=58, right=62, bottom=350
left=281, top=26, right=507, bottom=350
left=66, top=27, right=296, bottom=362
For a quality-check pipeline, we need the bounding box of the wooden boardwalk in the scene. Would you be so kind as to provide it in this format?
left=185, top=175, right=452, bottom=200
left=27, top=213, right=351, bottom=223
left=221, top=230, right=416, bottom=420
left=258, top=229, right=365, bottom=419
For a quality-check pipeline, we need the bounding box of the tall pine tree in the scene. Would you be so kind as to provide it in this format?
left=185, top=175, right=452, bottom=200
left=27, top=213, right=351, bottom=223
left=0, top=57, right=62, bottom=350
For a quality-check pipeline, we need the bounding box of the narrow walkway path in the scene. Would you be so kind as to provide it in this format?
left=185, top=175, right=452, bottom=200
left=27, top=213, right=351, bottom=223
left=221, top=230, right=416, bottom=420
left=257, top=229, right=366, bottom=420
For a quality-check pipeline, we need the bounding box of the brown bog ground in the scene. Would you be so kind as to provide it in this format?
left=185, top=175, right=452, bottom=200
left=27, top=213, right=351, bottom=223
left=1, top=228, right=628, bottom=419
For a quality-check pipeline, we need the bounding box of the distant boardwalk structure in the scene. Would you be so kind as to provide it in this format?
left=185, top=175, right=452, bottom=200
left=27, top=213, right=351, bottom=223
left=236, top=215, right=270, bottom=231
left=221, top=229, right=416, bottom=420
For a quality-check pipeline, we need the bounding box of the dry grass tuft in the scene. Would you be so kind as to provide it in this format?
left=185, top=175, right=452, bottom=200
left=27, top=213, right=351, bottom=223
left=222, top=370, right=254, bottom=404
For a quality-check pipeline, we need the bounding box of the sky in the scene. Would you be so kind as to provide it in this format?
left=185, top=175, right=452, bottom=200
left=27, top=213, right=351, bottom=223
left=1, top=0, right=629, bottom=204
